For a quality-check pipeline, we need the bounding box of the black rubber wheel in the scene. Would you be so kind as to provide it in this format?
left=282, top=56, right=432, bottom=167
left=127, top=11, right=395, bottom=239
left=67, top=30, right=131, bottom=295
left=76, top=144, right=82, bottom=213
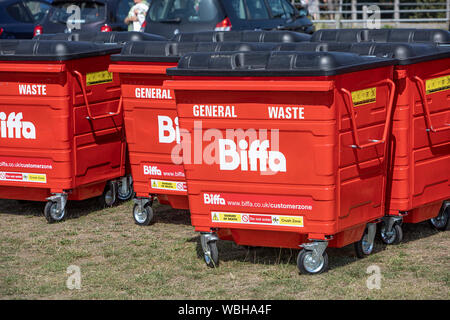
left=44, top=201, right=66, bottom=223
left=380, top=222, right=403, bottom=245
left=429, top=203, right=449, bottom=231
left=204, top=241, right=219, bottom=268
left=117, top=177, right=134, bottom=201
left=297, top=249, right=328, bottom=275
left=99, top=183, right=117, bottom=207
left=132, top=203, right=154, bottom=226
left=355, top=228, right=374, bottom=259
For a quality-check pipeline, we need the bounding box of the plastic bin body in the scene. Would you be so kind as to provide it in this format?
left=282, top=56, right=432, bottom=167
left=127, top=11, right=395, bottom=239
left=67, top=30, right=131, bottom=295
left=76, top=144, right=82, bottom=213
left=33, top=32, right=167, bottom=190
left=167, top=51, right=396, bottom=249
left=109, top=41, right=278, bottom=209
left=110, top=60, right=188, bottom=208
left=388, top=58, right=450, bottom=221
left=276, top=41, right=450, bottom=222
left=0, top=41, right=125, bottom=201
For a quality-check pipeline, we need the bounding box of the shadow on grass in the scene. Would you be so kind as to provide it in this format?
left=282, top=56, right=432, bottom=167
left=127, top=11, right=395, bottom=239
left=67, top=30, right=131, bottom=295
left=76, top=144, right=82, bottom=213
left=186, top=221, right=446, bottom=271
left=0, top=197, right=124, bottom=221
left=152, top=204, right=191, bottom=226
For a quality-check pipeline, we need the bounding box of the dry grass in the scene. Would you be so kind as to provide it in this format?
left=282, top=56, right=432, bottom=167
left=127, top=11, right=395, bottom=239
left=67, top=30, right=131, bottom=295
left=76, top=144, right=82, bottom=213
left=0, top=198, right=448, bottom=300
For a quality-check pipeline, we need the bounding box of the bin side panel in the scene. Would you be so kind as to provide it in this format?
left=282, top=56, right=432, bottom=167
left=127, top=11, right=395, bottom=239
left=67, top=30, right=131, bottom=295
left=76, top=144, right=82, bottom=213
left=387, top=59, right=450, bottom=214
left=0, top=65, right=73, bottom=200
left=117, top=67, right=189, bottom=208
left=69, top=57, right=126, bottom=191
left=174, top=70, right=392, bottom=246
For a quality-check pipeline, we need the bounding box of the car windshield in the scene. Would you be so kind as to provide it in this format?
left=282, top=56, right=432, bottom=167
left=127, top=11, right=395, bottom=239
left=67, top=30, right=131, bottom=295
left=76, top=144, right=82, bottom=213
left=149, top=0, right=219, bottom=22
left=48, top=1, right=106, bottom=24
left=229, top=0, right=296, bottom=20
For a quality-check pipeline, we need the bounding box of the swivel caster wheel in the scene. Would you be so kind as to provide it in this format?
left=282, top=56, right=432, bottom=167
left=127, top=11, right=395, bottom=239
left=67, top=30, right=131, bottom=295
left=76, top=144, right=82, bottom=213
left=429, top=202, right=449, bottom=231
left=117, top=176, right=134, bottom=201
left=297, top=249, right=328, bottom=275
left=132, top=203, right=154, bottom=226
left=203, top=240, right=219, bottom=268
left=380, top=222, right=403, bottom=245
left=355, top=223, right=376, bottom=258
left=44, top=201, right=66, bottom=223
left=99, top=183, right=117, bottom=208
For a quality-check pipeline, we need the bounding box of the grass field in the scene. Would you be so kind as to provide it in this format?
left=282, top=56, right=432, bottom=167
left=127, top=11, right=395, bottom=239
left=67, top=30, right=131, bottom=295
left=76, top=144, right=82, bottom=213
left=0, top=198, right=448, bottom=300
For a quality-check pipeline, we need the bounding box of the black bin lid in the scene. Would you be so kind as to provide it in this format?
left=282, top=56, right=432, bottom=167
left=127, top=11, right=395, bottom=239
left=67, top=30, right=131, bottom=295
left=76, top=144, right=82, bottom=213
left=171, top=30, right=311, bottom=43
left=311, top=28, right=450, bottom=44
left=0, top=40, right=122, bottom=61
left=111, top=41, right=277, bottom=62
left=166, top=51, right=395, bottom=77
left=33, top=31, right=166, bottom=44
left=276, top=42, right=450, bottom=65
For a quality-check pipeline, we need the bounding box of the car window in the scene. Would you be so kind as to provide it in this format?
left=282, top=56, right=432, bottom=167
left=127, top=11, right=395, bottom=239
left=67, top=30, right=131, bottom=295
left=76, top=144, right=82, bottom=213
left=245, top=0, right=269, bottom=20
left=49, top=1, right=106, bottom=24
left=6, top=2, right=33, bottom=23
left=22, top=0, right=51, bottom=23
left=280, top=0, right=296, bottom=17
left=267, top=0, right=292, bottom=19
left=149, top=0, right=218, bottom=22
left=117, top=0, right=134, bottom=23
left=229, top=0, right=246, bottom=19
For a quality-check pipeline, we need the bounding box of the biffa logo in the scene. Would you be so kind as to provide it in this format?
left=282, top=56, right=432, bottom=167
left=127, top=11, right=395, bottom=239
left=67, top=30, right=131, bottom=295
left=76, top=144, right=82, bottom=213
left=219, top=139, right=286, bottom=173
left=203, top=193, right=225, bottom=205
left=0, top=112, right=36, bottom=139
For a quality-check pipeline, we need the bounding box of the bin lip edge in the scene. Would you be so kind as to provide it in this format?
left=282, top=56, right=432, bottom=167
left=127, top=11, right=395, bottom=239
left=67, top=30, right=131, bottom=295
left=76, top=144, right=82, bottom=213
left=166, top=61, right=395, bottom=77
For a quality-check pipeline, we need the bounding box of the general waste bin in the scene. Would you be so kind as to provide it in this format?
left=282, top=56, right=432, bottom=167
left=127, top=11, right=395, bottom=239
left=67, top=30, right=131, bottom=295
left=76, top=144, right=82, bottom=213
left=33, top=31, right=167, bottom=202
left=310, top=28, right=450, bottom=44
left=0, top=40, right=127, bottom=223
left=171, top=30, right=311, bottom=43
left=166, top=51, right=396, bottom=274
left=108, top=41, right=277, bottom=226
left=275, top=41, right=450, bottom=238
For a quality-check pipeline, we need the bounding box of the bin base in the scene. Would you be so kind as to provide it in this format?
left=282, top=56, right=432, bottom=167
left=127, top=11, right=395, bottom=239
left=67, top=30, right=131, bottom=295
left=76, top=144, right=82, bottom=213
left=403, top=201, right=444, bottom=224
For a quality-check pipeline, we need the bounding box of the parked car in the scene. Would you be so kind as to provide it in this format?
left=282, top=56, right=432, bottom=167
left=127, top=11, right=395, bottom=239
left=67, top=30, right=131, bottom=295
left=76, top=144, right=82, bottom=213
left=144, top=0, right=314, bottom=39
left=34, top=0, right=134, bottom=35
left=0, top=0, right=51, bottom=38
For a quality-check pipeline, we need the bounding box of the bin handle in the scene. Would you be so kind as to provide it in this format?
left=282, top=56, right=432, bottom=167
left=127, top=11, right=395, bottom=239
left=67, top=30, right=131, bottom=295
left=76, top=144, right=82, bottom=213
left=341, top=79, right=396, bottom=150
left=413, top=75, right=450, bottom=133
left=73, top=70, right=122, bottom=121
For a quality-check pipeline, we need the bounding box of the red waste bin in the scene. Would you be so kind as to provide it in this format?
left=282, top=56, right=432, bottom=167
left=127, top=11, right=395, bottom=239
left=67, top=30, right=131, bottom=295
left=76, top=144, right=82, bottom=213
left=276, top=41, right=450, bottom=240
left=166, top=51, right=396, bottom=274
left=33, top=32, right=166, bottom=202
left=0, top=40, right=130, bottom=223
left=109, top=40, right=277, bottom=226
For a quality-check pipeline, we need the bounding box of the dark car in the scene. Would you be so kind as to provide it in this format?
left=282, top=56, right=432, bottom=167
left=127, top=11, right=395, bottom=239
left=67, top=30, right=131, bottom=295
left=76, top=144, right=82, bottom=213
left=0, top=0, right=51, bottom=38
left=35, top=0, right=137, bottom=35
left=144, top=0, right=314, bottom=39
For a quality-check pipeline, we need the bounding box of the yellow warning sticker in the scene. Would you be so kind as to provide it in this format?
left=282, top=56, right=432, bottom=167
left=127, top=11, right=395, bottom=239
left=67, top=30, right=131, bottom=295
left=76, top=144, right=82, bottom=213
left=151, top=179, right=187, bottom=192
left=279, top=216, right=303, bottom=226
left=211, top=212, right=303, bottom=228
left=86, top=70, right=113, bottom=86
left=27, top=174, right=47, bottom=183
left=426, top=75, right=450, bottom=94
left=351, top=87, right=376, bottom=106
left=219, top=213, right=241, bottom=223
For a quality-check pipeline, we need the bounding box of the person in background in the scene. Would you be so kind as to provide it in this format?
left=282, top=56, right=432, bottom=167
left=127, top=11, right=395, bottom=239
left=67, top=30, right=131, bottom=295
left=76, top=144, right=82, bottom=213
left=301, top=0, right=319, bottom=20
left=124, top=0, right=149, bottom=32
